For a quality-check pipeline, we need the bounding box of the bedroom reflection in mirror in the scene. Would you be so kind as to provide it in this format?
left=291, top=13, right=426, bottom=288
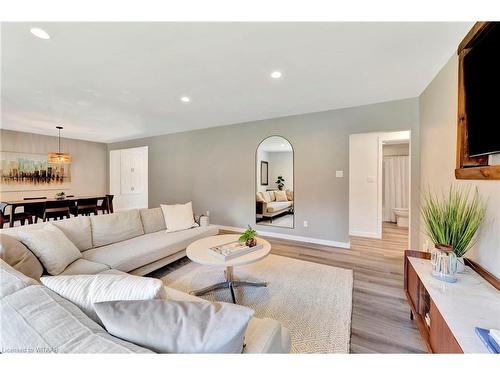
left=256, top=136, right=294, bottom=228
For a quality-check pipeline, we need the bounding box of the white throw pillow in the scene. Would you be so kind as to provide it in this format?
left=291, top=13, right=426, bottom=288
left=160, top=202, right=198, bottom=233
left=94, top=300, right=254, bottom=353
left=18, top=223, right=82, bottom=275
left=40, top=274, right=164, bottom=324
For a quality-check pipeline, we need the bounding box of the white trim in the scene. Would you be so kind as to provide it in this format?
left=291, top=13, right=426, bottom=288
left=349, top=230, right=381, bottom=239
left=215, top=224, right=351, bottom=249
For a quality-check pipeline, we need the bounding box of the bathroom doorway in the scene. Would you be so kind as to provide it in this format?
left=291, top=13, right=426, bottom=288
left=378, top=135, right=410, bottom=248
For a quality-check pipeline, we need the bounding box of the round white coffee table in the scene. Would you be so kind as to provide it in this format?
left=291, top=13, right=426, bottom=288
left=186, top=234, right=271, bottom=304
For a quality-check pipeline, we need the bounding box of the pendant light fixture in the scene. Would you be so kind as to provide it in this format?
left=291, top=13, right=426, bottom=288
left=48, top=126, right=72, bottom=164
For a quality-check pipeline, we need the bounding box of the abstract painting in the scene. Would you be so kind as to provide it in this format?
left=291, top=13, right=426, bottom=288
left=0, top=151, right=71, bottom=192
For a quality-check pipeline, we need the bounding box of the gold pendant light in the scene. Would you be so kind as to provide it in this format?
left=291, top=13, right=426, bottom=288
left=48, top=126, right=72, bottom=164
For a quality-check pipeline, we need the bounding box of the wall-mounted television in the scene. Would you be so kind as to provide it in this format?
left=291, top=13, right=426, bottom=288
left=463, top=22, right=500, bottom=157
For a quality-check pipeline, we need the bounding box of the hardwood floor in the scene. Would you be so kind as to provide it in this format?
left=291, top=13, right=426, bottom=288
left=222, top=222, right=426, bottom=353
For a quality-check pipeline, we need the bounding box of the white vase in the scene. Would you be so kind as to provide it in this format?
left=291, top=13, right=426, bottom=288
left=456, top=257, right=465, bottom=273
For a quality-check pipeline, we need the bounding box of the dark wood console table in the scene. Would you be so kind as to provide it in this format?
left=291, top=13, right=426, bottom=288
left=404, top=250, right=499, bottom=353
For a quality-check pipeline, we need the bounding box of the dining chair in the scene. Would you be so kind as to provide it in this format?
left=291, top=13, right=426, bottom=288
left=0, top=203, right=34, bottom=228
left=23, top=197, right=47, bottom=223
left=97, top=194, right=114, bottom=214
left=38, top=200, right=71, bottom=222
left=70, top=198, right=98, bottom=217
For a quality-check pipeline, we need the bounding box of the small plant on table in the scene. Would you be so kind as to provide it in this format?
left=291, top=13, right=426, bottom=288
left=239, top=225, right=258, bottom=247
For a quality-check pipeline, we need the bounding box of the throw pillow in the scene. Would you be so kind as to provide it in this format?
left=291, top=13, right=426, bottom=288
left=274, top=190, right=288, bottom=202
left=286, top=190, right=294, bottom=201
left=94, top=300, right=254, bottom=353
left=160, top=202, right=198, bottom=233
left=18, top=223, right=82, bottom=275
left=262, top=192, right=272, bottom=203
left=256, top=192, right=265, bottom=203
left=40, top=274, right=164, bottom=324
left=0, top=233, right=44, bottom=280
left=268, top=191, right=276, bottom=201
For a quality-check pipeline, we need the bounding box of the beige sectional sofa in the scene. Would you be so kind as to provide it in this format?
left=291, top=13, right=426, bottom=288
left=256, top=190, right=294, bottom=222
left=0, top=208, right=291, bottom=353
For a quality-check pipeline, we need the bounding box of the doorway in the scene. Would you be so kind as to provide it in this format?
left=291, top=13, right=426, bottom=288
left=349, top=130, right=411, bottom=248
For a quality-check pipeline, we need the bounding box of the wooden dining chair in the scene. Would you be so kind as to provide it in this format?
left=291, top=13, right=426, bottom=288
left=0, top=203, right=34, bottom=228
left=23, top=197, right=47, bottom=223
left=38, top=200, right=71, bottom=222
left=70, top=198, right=98, bottom=217
left=97, top=195, right=114, bottom=214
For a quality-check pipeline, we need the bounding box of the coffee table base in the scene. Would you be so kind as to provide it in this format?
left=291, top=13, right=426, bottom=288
left=190, top=266, right=267, bottom=304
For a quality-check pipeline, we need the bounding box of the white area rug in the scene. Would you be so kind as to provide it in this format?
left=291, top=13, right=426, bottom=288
left=162, top=254, right=353, bottom=353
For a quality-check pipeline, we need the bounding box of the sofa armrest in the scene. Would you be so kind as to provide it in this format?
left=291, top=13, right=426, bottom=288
left=243, top=317, right=291, bottom=353
left=256, top=201, right=268, bottom=215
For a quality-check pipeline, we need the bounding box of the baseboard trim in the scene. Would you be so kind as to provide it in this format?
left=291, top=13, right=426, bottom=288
left=216, top=225, right=351, bottom=249
left=349, top=230, right=381, bottom=239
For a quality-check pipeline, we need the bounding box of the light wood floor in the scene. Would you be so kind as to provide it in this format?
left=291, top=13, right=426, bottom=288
left=222, top=222, right=426, bottom=353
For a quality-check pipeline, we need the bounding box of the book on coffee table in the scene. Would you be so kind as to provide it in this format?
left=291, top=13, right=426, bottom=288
left=209, top=241, right=263, bottom=261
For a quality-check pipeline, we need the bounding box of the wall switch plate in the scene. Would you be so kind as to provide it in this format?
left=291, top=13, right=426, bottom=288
left=336, top=170, right=344, bottom=178
left=367, top=176, right=375, bottom=183
left=303, top=220, right=308, bottom=228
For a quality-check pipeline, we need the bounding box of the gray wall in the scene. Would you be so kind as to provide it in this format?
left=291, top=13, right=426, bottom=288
left=0, top=129, right=107, bottom=200
left=109, top=98, right=420, bottom=248
left=419, top=55, right=500, bottom=277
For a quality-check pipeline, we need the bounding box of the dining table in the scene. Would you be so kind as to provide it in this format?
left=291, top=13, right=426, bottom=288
left=0, top=195, right=112, bottom=228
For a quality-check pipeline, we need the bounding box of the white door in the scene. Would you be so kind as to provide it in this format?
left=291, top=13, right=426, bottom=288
left=109, top=146, right=148, bottom=211
left=349, top=133, right=380, bottom=238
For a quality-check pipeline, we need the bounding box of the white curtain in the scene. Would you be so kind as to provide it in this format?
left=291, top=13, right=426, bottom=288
left=383, top=155, right=409, bottom=222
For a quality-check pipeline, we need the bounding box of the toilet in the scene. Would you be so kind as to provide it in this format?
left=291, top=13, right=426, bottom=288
left=393, top=208, right=409, bottom=228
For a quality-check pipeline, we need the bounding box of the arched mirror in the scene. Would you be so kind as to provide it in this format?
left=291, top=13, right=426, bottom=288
left=256, top=136, right=294, bottom=228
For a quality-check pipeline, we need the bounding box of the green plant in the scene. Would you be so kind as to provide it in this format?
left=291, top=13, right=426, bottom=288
left=421, top=186, right=486, bottom=257
left=239, top=225, right=257, bottom=243
left=276, top=176, right=285, bottom=190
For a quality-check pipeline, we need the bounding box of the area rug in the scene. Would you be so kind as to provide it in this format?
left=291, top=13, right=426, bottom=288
left=160, top=254, right=353, bottom=353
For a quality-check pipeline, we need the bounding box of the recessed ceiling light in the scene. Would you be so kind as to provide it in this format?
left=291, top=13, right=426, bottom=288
left=180, top=96, right=191, bottom=103
left=280, top=144, right=285, bottom=147
left=270, top=71, right=283, bottom=79
left=30, top=27, right=50, bottom=40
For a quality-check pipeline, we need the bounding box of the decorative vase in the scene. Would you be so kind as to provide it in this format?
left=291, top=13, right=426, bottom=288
left=246, top=237, right=257, bottom=247
left=456, top=257, right=465, bottom=273
left=430, top=244, right=457, bottom=283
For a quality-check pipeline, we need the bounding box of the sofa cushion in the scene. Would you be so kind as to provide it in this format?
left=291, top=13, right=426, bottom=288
left=40, top=274, right=164, bottom=324
left=18, top=223, right=82, bottom=276
left=52, top=216, right=93, bottom=251
left=94, top=299, right=254, bottom=353
left=82, top=225, right=218, bottom=272
left=274, top=190, right=288, bottom=202
left=160, top=284, right=291, bottom=353
left=0, top=259, right=39, bottom=299
left=266, top=201, right=292, bottom=213
left=59, top=259, right=110, bottom=275
left=0, top=234, right=43, bottom=280
left=90, top=209, right=144, bottom=247
left=0, top=216, right=93, bottom=252
left=0, top=284, right=152, bottom=353
left=140, top=207, right=166, bottom=234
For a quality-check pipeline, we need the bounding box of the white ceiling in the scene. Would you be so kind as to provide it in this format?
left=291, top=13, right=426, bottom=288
left=1, top=22, right=473, bottom=143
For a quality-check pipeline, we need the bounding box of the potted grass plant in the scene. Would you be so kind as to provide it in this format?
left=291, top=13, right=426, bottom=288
left=421, top=186, right=486, bottom=272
